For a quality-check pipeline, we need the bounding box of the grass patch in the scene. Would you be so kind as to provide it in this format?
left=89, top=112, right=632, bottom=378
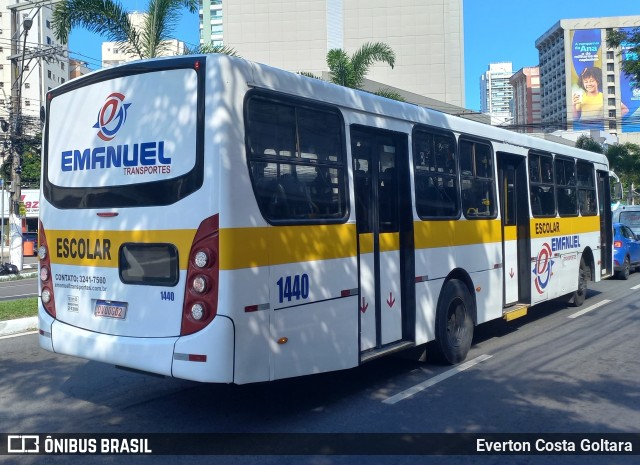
left=0, top=298, right=38, bottom=321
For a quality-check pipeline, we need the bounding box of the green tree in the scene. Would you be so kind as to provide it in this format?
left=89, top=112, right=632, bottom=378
left=1, top=134, right=41, bottom=189
left=606, top=142, right=640, bottom=203
left=606, top=28, right=640, bottom=90
left=52, top=0, right=198, bottom=59
left=302, top=42, right=404, bottom=101
left=575, top=134, right=604, bottom=153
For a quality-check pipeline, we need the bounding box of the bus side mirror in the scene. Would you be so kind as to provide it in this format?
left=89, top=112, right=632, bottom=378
left=612, top=182, right=623, bottom=201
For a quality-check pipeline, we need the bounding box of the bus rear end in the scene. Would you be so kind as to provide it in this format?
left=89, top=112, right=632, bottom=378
left=38, top=57, right=234, bottom=382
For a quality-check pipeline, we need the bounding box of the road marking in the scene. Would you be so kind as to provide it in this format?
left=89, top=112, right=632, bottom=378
left=631, top=284, right=640, bottom=290
left=382, top=354, right=493, bottom=405
left=568, top=299, right=611, bottom=319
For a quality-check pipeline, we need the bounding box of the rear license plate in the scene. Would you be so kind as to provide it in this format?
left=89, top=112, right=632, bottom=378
left=94, top=300, right=128, bottom=320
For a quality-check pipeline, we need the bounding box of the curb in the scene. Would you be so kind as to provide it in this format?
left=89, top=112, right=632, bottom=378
left=0, top=270, right=38, bottom=281
left=0, top=316, right=38, bottom=337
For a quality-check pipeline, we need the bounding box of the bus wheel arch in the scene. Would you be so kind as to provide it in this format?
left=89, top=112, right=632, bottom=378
left=434, top=272, right=475, bottom=365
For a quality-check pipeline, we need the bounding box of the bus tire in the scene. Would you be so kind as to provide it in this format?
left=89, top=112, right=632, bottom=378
left=569, top=257, right=589, bottom=307
left=435, top=279, right=474, bottom=364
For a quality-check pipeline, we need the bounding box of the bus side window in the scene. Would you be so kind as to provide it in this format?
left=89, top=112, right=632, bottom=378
left=245, top=95, right=348, bottom=223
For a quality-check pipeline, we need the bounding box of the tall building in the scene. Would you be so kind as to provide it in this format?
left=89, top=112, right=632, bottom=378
left=0, top=2, right=68, bottom=135
left=535, top=15, right=640, bottom=142
left=102, top=12, right=186, bottom=68
left=217, top=0, right=465, bottom=107
left=69, top=59, right=91, bottom=80
left=509, top=66, right=541, bottom=133
left=200, top=0, right=224, bottom=46
left=479, top=62, right=514, bottom=126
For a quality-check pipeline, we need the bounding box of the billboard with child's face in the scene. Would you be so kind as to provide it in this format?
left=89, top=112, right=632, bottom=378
left=570, top=29, right=603, bottom=130
left=619, top=27, right=640, bottom=133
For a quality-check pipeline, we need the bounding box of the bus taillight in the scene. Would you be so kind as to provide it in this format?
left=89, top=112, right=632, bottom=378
left=181, top=215, right=219, bottom=336
left=38, top=221, right=57, bottom=318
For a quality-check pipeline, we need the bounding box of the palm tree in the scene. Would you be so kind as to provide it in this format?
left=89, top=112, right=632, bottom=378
left=302, top=42, right=404, bottom=101
left=52, top=0, right=198, bottom=60
left=183, top=43, right=240, bottom=57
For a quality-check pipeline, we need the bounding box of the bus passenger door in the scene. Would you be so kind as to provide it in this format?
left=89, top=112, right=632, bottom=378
left=498, top=153, right=531, bottom=306
left=351, top=126, right=414, bottom=357
left=597, top=170, right=613, bottom=277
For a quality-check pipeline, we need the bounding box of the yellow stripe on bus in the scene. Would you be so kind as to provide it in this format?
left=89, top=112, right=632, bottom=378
left=359, top=233, right=374, bottom=254
left=531, top=216, right=600, bottom=237
left=414, top=219, right=503, bottom=249
left=357, top=232, right=399, bottom=254
left=47, top=229, right=196, bottom=269
left=503, top=225, right=517, bottom=242
left=380, top=232, right=400, bottom=252
left=46, top=216, right=601, bottom=271
left=219, top=223, right=358, bottom=270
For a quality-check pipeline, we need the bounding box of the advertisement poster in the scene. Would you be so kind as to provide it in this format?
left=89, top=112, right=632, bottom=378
left=571, top=29, right=604, bottom=130
left=619, top=27, right=640, bottom=133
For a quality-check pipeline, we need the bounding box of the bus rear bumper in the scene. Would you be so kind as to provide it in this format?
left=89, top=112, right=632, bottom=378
left=39, top=308, right=235, bottom=383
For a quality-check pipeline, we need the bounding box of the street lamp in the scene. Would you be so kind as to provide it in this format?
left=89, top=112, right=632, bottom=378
left=8, top=16, right=33, bottom=270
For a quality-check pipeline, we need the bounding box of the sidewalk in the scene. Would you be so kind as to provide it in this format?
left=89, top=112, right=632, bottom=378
left=0, top=256, right=39, bottom=337
left=0, top=316, right=38, bottom=336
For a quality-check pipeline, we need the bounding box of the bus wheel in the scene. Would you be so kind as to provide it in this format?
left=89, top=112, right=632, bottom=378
left=435, top=279, right=474, bottom=364
left=569, top=257, right=589, bottom=307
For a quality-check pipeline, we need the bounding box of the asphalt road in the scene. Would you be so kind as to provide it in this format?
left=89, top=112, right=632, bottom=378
left=1, top=272, right=639, bottom=465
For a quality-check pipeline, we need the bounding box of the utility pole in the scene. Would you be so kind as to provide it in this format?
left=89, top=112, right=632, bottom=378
left=5, top=1, right=65, bottom=269
left=7, top=7, right=32, bottom=270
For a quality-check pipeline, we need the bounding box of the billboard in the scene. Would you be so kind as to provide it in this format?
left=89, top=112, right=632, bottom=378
left=570, top=29, right=604, bottom=130
left=0, top=189, right=39, bottom=218
left=619, top=27, right=640, bottom=133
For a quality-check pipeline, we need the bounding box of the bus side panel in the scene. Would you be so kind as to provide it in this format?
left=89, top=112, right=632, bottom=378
left=470, top=268, right=504, bottom=325
left=271, top=298, right=358, bottom=381
left=221, top=267, right=272, bottom=385
left=414, top=279, right=442, bottom=345
left=269, top=257, right=359, bottom=381
left=454, top=241, right=503, bottom=323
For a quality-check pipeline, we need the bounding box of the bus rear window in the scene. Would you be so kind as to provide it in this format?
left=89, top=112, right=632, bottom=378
left=119, top=244, right=179, bottom=286
left=44, top=59, right=204, bottom=208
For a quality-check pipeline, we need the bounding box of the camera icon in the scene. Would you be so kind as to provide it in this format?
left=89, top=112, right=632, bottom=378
left=7, top=435, right=40, bottom=454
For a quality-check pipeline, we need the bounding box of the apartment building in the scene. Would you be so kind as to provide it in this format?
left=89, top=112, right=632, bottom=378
left=479, top=62, right=514, bottom=126
left=200, top=0, right=224, bottom=46
left=535, top=15, right=640, bottom=142
left=216, top=0, right=465, bottom=106
left=509, top=66, right=541, bottom=133
left=0, top=1, right=68, bottom=132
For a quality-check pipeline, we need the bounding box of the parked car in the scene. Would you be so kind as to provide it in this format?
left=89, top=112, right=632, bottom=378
left=613, top=222, right=640, bottom=280
left=613, top=205, right=640, bottom=236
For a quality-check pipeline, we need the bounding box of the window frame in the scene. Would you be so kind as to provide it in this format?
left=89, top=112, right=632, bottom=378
left=244, top=91, right=349, bottom=225
left=576, top=160, right=597, bottom=216
left=528, top=150, right=556, bottom=218
left=554, top=156, right=578, bottom=217
left=412, top=125, right=461, bottom=220
left=458, top=137, right=498, bottom=220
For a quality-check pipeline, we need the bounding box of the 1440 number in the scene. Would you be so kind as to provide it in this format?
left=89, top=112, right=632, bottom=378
left=277, top=274, right=310, bottom=303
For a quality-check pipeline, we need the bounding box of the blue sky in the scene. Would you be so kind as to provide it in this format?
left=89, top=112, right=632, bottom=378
left=68, top=0, right=638, bottom=111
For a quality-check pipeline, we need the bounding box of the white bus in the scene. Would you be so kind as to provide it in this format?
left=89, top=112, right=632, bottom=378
left=38, top=55, right=614, bottom=384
